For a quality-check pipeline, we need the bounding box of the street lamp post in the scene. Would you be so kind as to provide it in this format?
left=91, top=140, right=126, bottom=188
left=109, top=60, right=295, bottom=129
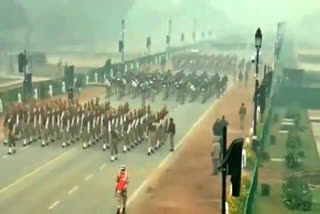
left=121, top=19, right=125, bottom=63
left=167, top=19, right=172, bottom=48
left=253, top=28, right=262, bottom=138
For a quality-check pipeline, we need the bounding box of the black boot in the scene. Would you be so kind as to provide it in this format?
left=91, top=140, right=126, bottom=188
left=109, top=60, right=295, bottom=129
left=116, top=208, right=120, bottom=214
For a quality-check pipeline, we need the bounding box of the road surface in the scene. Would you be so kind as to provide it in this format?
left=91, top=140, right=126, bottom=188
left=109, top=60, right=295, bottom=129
left=0, top=88, right=221, bottom=214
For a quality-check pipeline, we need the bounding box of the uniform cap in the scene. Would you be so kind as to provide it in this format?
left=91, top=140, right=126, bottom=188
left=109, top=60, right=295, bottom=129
left=120, top=165, right=126, bottom=171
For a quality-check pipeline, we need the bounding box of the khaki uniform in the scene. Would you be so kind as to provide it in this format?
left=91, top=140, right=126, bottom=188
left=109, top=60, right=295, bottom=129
left=61, top=111, right=71, bottom=147
left=81, top=113, right=90, bottom=148
left=42, top=111, right=50, bottom=146
left=3, top=113, right=10, bottom=145
left=7, top=116, right=16, bottom=154
left=102, top=115, right=110, bottom=151
left=239, top=106, right=247, bottom=130
left=211, top=141, right=221, bottom=175
left=122, top=120, right=131, bottom=153
left=22, top=111, right=29, bottom=145
left=147, top=121, right=156, bottom=155
left=110, top=125, right=119, bottom=161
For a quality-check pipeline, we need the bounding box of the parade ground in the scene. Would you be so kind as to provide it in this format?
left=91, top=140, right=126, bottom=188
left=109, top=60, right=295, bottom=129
left=0, top=76, right=255, bottom=214
left=128, top=79, right=254, bottom=214
left=0, top=82, right=228, bottom=214
left=0, top=48, right=258, bottom=214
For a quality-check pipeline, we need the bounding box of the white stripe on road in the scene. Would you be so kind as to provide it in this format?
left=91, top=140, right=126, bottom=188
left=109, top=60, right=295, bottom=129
left=271, top=158, right=285, bottom=162
left=99, top=164, right=107, bottom=170
left=158, top=153, right=172, bottom=169
left=127, top=95, right=221, bottom=206
left=84, top=174, right=94, bottom=181
left=0, top=147, right=77, bottom=194
left=68, top=186, right=79, bottom=195
left=2, top=155, right=8, bottom=159
left=48, top=200, right=60, bottom=210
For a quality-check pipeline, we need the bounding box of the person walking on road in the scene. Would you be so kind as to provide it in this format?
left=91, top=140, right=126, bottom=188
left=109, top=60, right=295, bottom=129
left=212, top=118, right=221, bottom=139
left=115, top=165, right=129, bottom=214
left=211, top=136, right=221, bottom=175
left=167, top=118, right=176, bottom=152
left=239, top=103, right=247, bottom=130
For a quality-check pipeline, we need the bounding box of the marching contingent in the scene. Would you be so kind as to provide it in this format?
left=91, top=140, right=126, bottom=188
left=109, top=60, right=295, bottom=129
left=104, top=53, right=236, bottom=105
left=2, top=52, right=251, bottom=162
left=3, top=97, right=169, bottom=161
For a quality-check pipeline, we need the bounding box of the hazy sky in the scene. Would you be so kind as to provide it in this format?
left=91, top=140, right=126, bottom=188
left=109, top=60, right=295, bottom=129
left=1, top=0, right=319, bottom=52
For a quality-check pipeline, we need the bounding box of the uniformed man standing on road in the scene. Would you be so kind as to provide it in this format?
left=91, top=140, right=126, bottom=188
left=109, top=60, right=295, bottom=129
left=167, top=118, right=176, bottom=152
left=211, top=136, right=221, bottom=175
left=115, top=165, right=129, bottom=214
left=239, top=103, right=247, bottom=130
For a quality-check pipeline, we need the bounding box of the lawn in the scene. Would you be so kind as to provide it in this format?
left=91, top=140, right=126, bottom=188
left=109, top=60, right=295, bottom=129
left=253, top=183, right=320, bottom=214
left=252, top=106, right=320, bottom=213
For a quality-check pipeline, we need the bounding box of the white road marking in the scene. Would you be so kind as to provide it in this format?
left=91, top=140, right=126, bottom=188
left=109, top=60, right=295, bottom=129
left=127, top=95, right=222, bottom=206
left=0, top=147, right=77, bottom=194
left=158, top=153, right=172, bottom=169
left=2, top=155, right=8, bottom=159
left=48, top=200, right=60, bottom=210
left=68, top=185, right=79, bottom=195
left=20, top=146, right=29, bottom=150
left=84, top=174, right=94, bottom=181
left=271, top=158, right=285, bottom=162
left=99, top=164, right=107, bottom=170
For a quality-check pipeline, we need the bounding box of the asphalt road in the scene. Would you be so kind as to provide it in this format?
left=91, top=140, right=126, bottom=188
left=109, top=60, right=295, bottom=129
left=0, top=89, right=222, bottom=214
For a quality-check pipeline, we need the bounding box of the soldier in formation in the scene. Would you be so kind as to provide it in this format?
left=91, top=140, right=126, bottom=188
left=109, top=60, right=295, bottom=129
left=101, top=53, right=248, bottom=105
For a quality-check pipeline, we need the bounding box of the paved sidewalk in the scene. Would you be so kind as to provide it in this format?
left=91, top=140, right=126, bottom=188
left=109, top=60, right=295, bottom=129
left=128, top=81, right=254, bottom=214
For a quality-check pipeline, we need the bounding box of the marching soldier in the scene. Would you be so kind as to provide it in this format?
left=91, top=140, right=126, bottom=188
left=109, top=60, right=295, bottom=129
left=28, top=108, right=36, bottom=144
left=110, top=117, right=120, bottom=162
left=3, top=111, right=10, bottom=146
left=122, top=116, right=131, bottom=153
left=61, top=109, right=71, bottom=148
left=105, top=78, right=111, bottom=98
left=124, top=102, right=129, bottom=114
left=88, top=110, right=95, bottom=147
left=141, top=84, right=146, bottom=108
left=32, top=107, right=38, bottom=142
left=82, top=110, right=90, bottom=149
left=36, top=107, right=42, bottom=140
left=70, top=105, right=78, bottom=144
left=75, top=106, right=82, bottom=141
left=128, top=113, right=135, bottom=149
left=42, top=108, right=50, bottom=147
left=147, top=115, right=156, bottom=155
left=102, top=111, right=110, bottom=151
left=22, top=106, right=29, bottom=146
left=7, top=112, right=17, bottom=155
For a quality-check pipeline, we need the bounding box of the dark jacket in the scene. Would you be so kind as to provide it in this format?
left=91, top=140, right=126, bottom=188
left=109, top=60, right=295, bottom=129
left=167, top=122, right=175, bottom=135
left=212, top=120, right=220, bottom=136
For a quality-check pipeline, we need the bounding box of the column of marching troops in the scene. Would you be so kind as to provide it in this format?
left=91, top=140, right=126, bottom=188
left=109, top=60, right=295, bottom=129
left=2, top=52, right=252, bottom=161
left=104, top=53, right=237, bottom=105
left=2, top=98, right=170, bottom=161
